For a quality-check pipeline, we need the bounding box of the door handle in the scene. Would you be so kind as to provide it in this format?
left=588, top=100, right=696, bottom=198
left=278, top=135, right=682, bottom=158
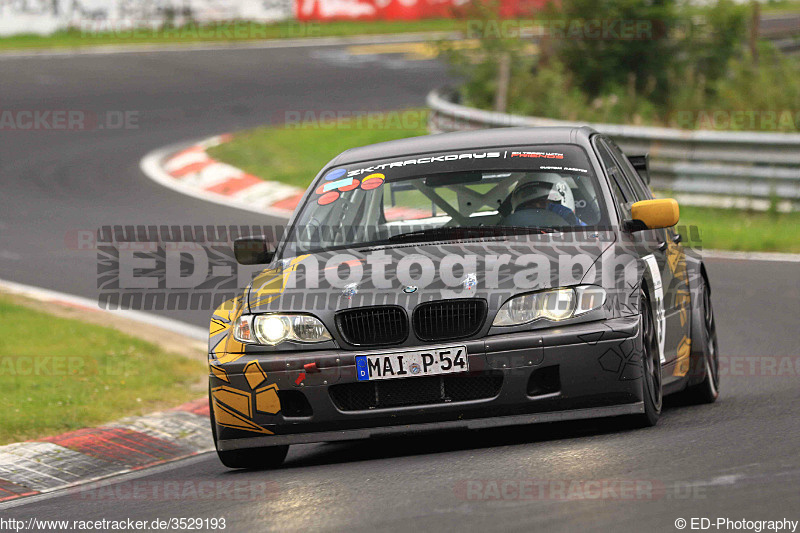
left=657, top=241, right=668, bottom=252
left=672, top=233, right=682, bottom=244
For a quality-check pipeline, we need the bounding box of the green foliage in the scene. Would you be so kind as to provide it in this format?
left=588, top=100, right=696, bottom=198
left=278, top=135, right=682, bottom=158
left=552, top=0, right=679, bottom=100
left=442, top=0, right=800, bottom=132
left=438, top=1, right=536, bottom=110
left=686, top=0, right=749, bottom=85
left=207, top=110, right=430, bottom=188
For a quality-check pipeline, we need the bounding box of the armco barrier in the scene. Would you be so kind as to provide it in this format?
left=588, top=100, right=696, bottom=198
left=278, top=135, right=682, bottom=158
left=427, top=88, right=800, bottom=207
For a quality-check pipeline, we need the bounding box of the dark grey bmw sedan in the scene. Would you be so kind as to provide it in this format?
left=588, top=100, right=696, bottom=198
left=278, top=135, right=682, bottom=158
left=207, top=127, right=719, bottom=468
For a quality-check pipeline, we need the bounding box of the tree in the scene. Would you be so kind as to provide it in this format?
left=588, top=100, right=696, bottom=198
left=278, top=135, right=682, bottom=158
left=551, top=0, right=678, bottom=101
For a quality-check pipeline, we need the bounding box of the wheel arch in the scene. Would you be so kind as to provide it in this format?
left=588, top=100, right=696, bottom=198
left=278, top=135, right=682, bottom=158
left=686, top=255, right=711, bottom=386
left=636, top=256, right=659, bottom=328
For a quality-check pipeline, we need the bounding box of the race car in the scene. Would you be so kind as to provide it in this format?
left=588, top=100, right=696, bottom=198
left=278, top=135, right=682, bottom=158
left=207, top=126, right=719, bottom=469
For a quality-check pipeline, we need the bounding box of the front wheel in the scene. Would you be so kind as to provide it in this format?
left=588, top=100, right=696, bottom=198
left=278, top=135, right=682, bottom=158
left=679, top=278, right=720, bottom=404
left=630, top=288, right=662, bottom=427
left=209, top=388, right=289, bottom=469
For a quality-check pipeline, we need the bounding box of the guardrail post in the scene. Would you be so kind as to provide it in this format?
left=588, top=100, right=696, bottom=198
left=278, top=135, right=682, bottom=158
left=750, top=1, right=761, bottom=63
left=494, top=53, right=511, bottom=113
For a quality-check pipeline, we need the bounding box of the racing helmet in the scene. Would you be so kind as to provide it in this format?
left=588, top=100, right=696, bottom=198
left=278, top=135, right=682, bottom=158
left=511, top=174, right=575, bottom=213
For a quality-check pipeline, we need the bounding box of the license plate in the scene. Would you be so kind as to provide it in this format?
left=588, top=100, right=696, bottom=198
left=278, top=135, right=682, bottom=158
left=356, top=346, right=468, bottom=382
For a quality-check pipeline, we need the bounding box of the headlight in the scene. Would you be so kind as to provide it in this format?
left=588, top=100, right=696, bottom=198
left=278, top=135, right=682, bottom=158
left=256, top=315, right=292, bottom=345
left=233, top=314, right=332, bottom=345
left=493, top=286, right=606, bottom=326
left=574, top=286, right=607, bottom=315
left=538, top=289, right=576, bottom=321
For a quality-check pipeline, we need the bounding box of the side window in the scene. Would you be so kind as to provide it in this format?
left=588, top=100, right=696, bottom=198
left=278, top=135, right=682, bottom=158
left=595, top=138, right=633, bottom=218
left=606, top=139, right=652, bottom=201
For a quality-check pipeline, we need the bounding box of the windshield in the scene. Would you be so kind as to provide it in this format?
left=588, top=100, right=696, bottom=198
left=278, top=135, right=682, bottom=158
left=286, top=144, right=608, bottom=255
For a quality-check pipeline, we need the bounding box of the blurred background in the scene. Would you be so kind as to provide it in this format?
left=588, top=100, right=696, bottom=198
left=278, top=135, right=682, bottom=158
left=1, top=1, right=799, bottom=528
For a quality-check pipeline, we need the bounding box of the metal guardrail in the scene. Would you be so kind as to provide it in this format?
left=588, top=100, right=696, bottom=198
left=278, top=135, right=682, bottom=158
left=762, top=13, right=800, bottom=54
left=427, top=88, right=800, bottom=207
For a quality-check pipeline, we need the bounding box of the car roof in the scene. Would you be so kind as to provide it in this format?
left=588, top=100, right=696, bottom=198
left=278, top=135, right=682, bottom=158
left=331, top=126, right=599, bottom=166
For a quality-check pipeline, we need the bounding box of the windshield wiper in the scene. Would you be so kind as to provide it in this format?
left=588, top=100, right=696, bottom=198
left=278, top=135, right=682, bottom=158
left=386, top=225, right=557, bottom=244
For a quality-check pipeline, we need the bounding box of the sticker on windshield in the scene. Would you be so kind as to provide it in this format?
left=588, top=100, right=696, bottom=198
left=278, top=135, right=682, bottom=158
left=540, top=165, right=589, bottom=173
left=316, top=178, right=360, bottom=195
left=323, top=177, right=354, bottom=192
left=347, top=153, right=501, bottom=177
left=324, top=168, right=347, bottom=180
left=360, top=173, right=385, bottom=190
left=509, top=151, right=564, bottom=159
left=317, top=191, right=340, bottom=206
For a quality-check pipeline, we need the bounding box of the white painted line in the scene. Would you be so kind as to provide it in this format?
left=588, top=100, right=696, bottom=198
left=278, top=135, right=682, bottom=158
left=185, top=162, right=242, bottom=189
left=197, top=134, right=230, bottom=149
left=163, top=151, right=210, bottom=174
left=0, top=31, right=460, bottom=60
left=139, top=140, right=295, bottom=220
left=701, top=249, right=800, bottom=263
left=231, top=181, right=300, bottom=204
left=0, top=278, right=207, bottom=341
left=670, top=193, right=795, bottom=213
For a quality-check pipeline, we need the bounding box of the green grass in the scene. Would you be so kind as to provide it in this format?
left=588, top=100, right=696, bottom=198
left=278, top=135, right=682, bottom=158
left=0, top=296, right=205, bottom=444
left=209, top=110, right=800, bottom=253
left=0, top=20, right=461, bottom=51
left=207, top=109, right=430, bottom=188
left=678, top=206, right=800, bottom=253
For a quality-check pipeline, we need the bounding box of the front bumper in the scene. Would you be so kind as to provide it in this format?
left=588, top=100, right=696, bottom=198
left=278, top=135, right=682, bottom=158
left=211, top=316, right=645, bottom=450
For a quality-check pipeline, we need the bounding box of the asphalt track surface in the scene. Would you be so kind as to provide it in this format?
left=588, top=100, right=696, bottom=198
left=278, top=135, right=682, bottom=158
left=1, top=42, right=799, bottom=532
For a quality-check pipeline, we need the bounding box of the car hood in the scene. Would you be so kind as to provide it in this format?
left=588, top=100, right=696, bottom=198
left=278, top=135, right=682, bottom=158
left=247, top=233, right=616, bottom=314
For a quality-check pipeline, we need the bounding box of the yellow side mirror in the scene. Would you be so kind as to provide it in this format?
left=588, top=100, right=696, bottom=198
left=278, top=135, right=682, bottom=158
left=630, top=199, right=679, bottom=230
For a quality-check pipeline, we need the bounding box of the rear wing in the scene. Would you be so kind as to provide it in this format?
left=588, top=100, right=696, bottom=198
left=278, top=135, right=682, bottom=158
left=626, top=154, right=650, bottom=184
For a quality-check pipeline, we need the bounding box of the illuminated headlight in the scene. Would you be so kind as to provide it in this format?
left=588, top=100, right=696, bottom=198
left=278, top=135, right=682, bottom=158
left=256, top=315, right=292, bottom=345
left=493, top=286, right=606, bottom=326
left=233, top=314, right=332, bottom=345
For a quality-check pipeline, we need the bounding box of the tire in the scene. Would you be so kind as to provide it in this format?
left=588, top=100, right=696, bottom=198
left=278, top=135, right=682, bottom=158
left=631, top=288, right=663, bottom=427
left=679, top=278, right=720, bottom=404
left=209, top=387, right=289, bottom=469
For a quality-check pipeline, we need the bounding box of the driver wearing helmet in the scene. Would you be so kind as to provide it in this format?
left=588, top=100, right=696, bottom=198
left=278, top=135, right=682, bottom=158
left=503, top=174, right=587, bottom=227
